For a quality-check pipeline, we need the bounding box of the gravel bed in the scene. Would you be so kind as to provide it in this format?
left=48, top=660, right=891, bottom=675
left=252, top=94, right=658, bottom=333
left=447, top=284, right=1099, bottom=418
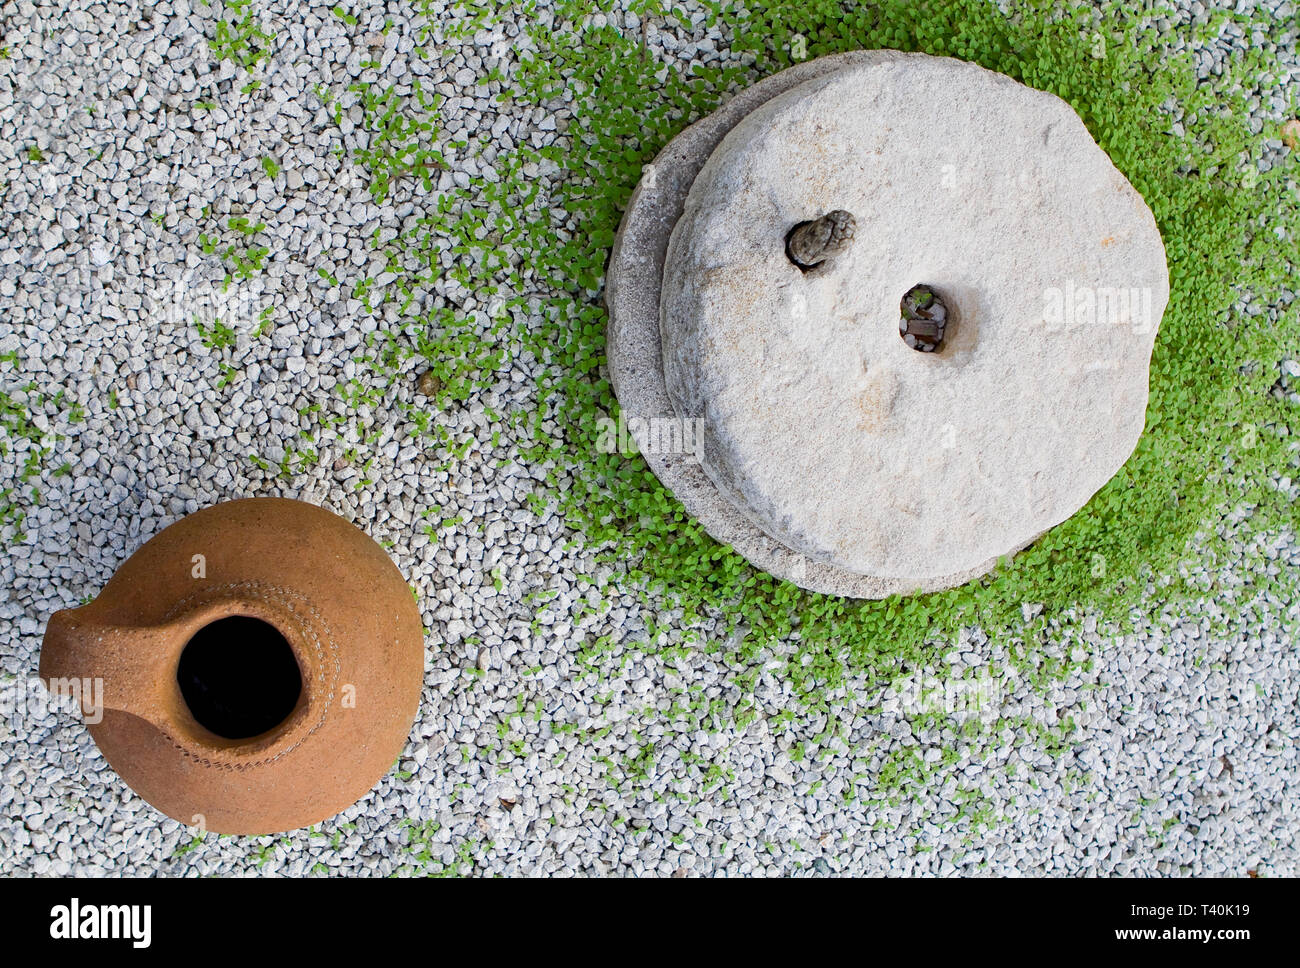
left=0, top=0, right=1296, bottom=876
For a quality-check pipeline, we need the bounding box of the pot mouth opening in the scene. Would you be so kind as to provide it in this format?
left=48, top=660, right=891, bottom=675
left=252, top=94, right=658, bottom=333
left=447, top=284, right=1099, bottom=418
left=176, top=615, right=304, bottom=742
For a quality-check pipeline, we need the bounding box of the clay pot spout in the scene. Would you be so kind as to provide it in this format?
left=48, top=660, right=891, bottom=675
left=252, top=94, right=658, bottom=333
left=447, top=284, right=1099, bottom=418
left=40, top=606, right=178, bottom=729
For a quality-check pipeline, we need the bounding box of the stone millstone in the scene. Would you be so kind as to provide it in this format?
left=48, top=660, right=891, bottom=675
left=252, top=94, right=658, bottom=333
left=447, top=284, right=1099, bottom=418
left=607, top=51, right=1168, bottom=596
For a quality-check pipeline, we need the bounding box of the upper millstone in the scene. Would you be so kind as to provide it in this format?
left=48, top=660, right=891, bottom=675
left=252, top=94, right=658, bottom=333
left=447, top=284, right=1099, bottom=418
left=659, top=54, right=1168, bottom=584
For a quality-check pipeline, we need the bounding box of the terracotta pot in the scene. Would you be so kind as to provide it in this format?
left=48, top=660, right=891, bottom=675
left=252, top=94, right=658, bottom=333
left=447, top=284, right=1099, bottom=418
left=40, top=497, right=424, bottom=835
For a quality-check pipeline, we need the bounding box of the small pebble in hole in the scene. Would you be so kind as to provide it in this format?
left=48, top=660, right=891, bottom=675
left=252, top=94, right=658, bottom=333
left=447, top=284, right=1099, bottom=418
left=786, top=210, right=856, bottom=271
left=900, top=285, right=948, bottom=352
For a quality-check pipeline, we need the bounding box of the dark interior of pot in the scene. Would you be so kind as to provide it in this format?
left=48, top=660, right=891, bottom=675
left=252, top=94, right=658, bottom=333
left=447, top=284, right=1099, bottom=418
left=176, top=616, right=303, bottom=740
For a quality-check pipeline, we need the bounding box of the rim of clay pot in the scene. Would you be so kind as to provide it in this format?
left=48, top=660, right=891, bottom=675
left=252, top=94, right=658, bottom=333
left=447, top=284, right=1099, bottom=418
left=152, top=587, right=338, bottom=769
left=159, top=600, right=319, bottom=763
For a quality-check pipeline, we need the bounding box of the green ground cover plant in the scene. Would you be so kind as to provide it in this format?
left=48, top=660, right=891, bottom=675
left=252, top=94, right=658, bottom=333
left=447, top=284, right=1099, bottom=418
left=208, top=0, right=277, bottom=73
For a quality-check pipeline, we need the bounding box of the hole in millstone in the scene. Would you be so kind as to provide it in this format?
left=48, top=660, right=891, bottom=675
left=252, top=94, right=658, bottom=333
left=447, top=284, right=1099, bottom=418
left=899, top=284, right=949, bottom=352
left=176, top=616, right=302, bottom=740
left=785, top=211, right=856, bottom=272
left=786, top=221, right=820, bottom=271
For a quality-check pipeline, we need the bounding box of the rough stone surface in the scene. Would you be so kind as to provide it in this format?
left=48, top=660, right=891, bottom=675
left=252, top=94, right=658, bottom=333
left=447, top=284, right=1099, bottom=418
left=658, top=53, right=1169, bottom=586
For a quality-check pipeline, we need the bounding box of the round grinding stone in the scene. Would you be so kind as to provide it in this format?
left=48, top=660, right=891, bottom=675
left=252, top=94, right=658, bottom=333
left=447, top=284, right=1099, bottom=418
left=657, top=53, right=1168, bottom=585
